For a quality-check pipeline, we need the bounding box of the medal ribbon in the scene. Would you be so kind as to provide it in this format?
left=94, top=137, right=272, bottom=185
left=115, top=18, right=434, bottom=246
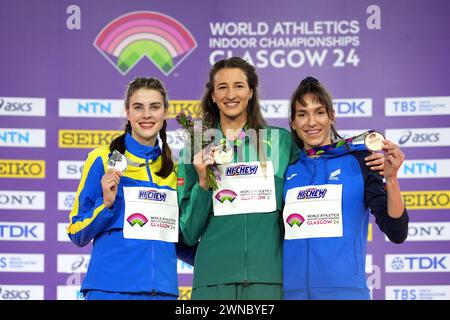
left=304, top=130, right=377, bottom=156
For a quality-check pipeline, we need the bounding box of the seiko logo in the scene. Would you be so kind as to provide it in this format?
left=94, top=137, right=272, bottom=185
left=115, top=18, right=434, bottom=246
left=59, top=130, right=121, bottom=148
left=403, top=192, right=449, bottom=208
left=0, top=160, right=45, bottom=178
left=167, top=101, right=202, bottom=118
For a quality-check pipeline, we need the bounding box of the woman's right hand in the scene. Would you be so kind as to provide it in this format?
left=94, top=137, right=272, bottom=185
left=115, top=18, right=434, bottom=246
left=193, top=146, right=217, bottom=190
left=101, top=168, right=122, bottom=208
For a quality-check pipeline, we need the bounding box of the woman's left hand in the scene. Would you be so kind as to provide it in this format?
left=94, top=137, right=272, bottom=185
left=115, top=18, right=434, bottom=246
left=382, top=139, right=405, bottom=180
left=365, top=152, right=385, bottom=176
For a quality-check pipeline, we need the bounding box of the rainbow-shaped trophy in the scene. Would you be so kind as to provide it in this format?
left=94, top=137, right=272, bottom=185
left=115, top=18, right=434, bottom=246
left=94, top=11, right=197, bottom=75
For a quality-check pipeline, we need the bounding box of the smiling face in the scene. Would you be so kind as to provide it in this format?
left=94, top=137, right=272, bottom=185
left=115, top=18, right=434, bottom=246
left=291, top=93, right=335, bottom=150
left=211, top=68, right=253, bottom=123
left=126, top=88, right=166, bottom=146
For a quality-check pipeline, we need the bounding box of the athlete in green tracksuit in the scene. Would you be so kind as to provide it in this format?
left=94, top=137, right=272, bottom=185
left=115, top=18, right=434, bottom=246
left=177, top=57, right=298, bottom=299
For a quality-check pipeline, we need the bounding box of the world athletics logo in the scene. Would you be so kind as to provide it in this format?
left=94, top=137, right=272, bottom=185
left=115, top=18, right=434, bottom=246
left=286, top=213, right=305, bottom=227
left=215, top=189, right=238, bottom=203
left=127, top=213, right=148, bottom=227
left=94, top=11, right=197, bottom=76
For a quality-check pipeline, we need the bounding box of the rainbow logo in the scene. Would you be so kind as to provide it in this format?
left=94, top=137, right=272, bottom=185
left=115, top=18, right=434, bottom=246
left=94, top=11, right=197, bottom=75
left=215, top=189, right=238, bottom=203
left=127, top=213, right=148, bottom=227
left=286, top=213, right=305, bottom=227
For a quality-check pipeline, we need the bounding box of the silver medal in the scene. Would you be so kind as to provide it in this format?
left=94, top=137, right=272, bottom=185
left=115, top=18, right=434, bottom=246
left=107, top=150, right=128, bottom=172
left=213, top=143, right=233, bottom=165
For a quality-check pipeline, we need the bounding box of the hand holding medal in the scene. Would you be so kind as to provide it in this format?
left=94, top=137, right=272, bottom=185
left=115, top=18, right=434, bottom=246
left=102, top=150, right=126, bottom=208
left=107, top=150, right=128, bottom=172
left=358, top=131, right=386, bottom=175
left=359, top=130, right=404, bottom=178
left=381, top=138, right=405, bottom=180
left=213, top=138, right=233, bottom=165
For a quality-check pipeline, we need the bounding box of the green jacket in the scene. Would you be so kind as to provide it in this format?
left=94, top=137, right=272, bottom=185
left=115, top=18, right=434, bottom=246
left=177, top=126, right=298, bottom=288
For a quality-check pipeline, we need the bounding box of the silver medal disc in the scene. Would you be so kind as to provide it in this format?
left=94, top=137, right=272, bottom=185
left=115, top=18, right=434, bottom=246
left=107, top=150, right=128, bottom=172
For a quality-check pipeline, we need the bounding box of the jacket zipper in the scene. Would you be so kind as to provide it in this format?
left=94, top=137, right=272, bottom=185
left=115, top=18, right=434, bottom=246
left=244, top=214, right=248, bottom=286
left=146, top=155, right=156, bottom=291
left=307, top=238, right=310, bottom=298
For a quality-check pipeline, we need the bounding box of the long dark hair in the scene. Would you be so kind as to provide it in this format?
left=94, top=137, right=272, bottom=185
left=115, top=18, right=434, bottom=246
left=201, top=57, right=267, bottom=160
left=289, top=76, right=341, bottom=149
left=109, top=77, right=174, bottom=178
left=201, top=57, right=266, bottom=130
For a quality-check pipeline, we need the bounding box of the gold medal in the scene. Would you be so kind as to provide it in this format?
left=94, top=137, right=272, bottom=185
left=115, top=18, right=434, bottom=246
left=364, top=131, right=385, bottom=151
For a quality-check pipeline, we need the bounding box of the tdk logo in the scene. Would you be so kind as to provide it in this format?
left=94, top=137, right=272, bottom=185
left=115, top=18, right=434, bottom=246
left=138, top=190, right=167, bottom=202
left=0, top=222, right=45, bottom=241
left=226, top=165, right=258, bottom=176
left=333, top=99, right=372, bottom=118
left=386, top=254, right=450, bottom=272
left=297, top=188, right=327, bottom=200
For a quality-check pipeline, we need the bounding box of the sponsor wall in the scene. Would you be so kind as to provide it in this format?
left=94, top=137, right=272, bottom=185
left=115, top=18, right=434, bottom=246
left=1, top=0, right=450, bottom=300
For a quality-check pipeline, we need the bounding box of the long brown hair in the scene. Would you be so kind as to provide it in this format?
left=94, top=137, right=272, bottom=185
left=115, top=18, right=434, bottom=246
left=109, top=77, right=174, bottom=178
left=289, top=76, right=341, bottom=149
left=200, top=57, right=267, bottom=160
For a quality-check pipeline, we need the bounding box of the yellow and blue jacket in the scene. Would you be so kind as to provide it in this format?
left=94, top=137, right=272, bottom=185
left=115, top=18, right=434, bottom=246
left=67, top=133, right=179, bottom=296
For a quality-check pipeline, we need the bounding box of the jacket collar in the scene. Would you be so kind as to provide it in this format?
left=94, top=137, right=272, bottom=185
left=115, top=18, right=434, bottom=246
left=125, top=133, right=161, bottom=161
